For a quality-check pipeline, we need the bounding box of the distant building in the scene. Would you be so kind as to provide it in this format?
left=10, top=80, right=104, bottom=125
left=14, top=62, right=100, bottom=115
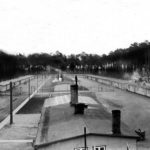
left=34, top=95, right=138, bottom=150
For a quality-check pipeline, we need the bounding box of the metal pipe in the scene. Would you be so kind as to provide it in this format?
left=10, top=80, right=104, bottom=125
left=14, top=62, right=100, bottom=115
left=84, top=127, right=87, bottom=150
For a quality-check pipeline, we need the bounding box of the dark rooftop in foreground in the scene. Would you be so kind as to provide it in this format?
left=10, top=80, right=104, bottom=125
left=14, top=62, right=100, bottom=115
left=34, top=103, right=138, bottom=148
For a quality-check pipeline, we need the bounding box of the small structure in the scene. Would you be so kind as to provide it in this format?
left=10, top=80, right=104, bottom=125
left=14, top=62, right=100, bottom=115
left=74, top=103, right=88, bottom=115
left=57, top=73, right=63, bottom=82
left=34, top=105, right=139, bottom=150
left=58, top=73, right=63, bottom=82
left=70, top=75, right=78, bottom=105
left=34, top=75, right=139, bottom=150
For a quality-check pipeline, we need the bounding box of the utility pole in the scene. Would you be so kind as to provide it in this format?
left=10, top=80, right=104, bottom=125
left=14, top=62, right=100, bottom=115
left=10, top=82, right=13, bottom=124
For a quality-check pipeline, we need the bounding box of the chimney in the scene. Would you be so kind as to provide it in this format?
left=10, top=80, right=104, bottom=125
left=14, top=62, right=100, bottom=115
left=74, top=103, right=88, bottom=115
left=112, top=110, right=121, bottom=135
left=70, top=76, right=78, bottom=105
left=70, top=84, right=78, bottom=105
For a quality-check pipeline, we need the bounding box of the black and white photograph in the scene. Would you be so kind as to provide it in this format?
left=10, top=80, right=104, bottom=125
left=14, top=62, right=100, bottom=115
left=0, top=0, right=150, bottom=149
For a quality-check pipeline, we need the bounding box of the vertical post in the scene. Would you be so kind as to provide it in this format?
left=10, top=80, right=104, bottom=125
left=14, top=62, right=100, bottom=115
left=37, top=75, right=38, bottom=93
left=148, top=48, right=149, bottom=72
left=70, top=85, right=78, bottom=105
left=75, top=75, right=78, bottom=86
left=112, top=110, right=121, bottom=135
left=84, top=127, right=87, bottom=150
left=42, top=74, right=43, bottom=95
left=28, top=78, right=30, bottom=99
left=10, top=82, right=13, bottom=124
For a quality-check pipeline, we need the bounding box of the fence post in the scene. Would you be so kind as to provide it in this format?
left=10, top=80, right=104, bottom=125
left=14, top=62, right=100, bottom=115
left=28, top=78, right=30, bottom=99
left=42, top=74, right=44, bottom=95
left=37, top=75, right=38, bottom=93
left=10, top=82, right=13, bottom=124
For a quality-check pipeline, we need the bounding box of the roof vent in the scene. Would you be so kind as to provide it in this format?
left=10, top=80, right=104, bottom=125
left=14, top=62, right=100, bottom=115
left=74, top=103, right=88, bottom=115
left=112, top=110, right=121, bottom=135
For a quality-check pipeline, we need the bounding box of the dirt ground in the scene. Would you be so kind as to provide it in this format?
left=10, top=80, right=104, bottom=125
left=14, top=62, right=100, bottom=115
left=77, top=75, right=150, bottom=149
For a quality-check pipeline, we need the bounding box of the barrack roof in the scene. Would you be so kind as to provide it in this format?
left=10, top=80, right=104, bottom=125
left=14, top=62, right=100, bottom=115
left=34, top=102, right=138, bottom=148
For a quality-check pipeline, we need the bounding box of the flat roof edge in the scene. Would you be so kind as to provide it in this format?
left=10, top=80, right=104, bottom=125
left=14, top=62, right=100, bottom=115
left=34, top=133, right=139, bottom=149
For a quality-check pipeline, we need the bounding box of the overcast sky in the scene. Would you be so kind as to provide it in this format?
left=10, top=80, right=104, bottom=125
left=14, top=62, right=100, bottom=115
left=0, top=0, right=150, bottom=56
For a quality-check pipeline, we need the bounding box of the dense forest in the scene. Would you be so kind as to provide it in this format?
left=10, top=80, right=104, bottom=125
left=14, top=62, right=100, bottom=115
left=0, top=40, right=150, bottom=80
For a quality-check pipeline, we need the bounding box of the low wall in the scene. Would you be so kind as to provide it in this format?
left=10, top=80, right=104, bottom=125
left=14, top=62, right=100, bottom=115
left=0, top=76, right=35, bottom=92
left=85, top=75, right=150, bottom=98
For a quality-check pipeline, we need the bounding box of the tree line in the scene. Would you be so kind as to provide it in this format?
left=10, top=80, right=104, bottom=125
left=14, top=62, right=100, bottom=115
left=0, top=40, right=150, bottom=80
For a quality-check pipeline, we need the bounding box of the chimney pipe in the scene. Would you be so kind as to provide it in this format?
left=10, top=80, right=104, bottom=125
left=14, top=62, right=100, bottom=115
left=70, top=84, right=78, bottom=105
left=112, top=110, right=121, bottom=135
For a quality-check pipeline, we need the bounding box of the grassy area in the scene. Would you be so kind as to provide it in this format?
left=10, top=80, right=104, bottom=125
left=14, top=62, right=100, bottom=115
left=17, top=96, right=48, bottom=114
left=18, top=75, right=74, bottom=114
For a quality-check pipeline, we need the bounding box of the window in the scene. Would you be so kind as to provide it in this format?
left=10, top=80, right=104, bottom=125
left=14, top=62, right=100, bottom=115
left=93, top=146, right=106, bottom=150
left=74, top=147, right=88, bottom=150
left=74, top=146, right=106, bottom=150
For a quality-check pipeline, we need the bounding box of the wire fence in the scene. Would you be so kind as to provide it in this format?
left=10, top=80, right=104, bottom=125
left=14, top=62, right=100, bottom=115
left=0, top=73, right=49, bottom=123
left=84, top=74, right=150, bottom=97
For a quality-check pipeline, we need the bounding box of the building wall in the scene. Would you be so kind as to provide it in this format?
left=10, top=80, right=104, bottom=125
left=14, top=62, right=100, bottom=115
left=39, top=135, right=137, bottom=150
left=88, top=136, right=136, bottom=150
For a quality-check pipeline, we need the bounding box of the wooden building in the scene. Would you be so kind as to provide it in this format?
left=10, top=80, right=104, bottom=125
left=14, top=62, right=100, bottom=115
left=34, top=96, right=138, bottom=150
